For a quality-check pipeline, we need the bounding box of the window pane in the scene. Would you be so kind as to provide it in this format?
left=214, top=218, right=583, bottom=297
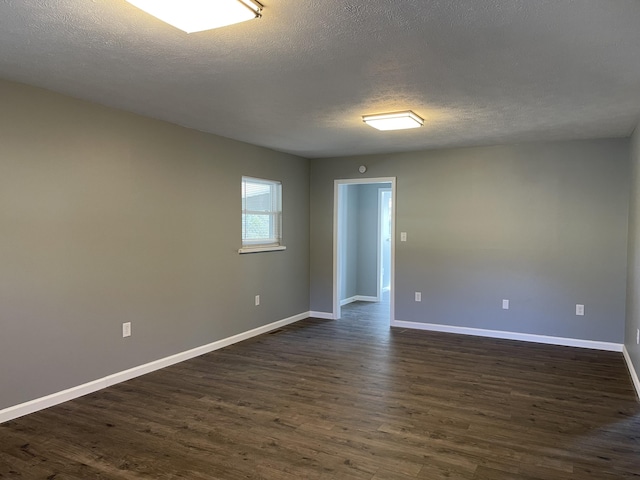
left=242, top=214, right=271, bottom=240
left=245, top=193, right=271, bottom=211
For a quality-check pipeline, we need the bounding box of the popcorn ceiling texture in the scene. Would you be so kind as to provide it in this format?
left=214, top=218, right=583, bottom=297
left=1, top=0, right=639, bottom=158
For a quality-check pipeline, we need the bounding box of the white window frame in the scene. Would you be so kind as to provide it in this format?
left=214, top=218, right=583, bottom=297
left=239, top=176, right=286, bottom=254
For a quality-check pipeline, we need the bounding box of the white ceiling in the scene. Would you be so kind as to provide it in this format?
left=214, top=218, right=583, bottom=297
left=1, top=0, right=640, bottom=158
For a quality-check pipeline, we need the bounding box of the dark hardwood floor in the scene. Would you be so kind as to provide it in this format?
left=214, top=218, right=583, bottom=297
left=1, top=301, right=639, bottom=479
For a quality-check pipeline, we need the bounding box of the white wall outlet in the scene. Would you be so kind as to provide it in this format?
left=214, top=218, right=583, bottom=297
left=502, top=299, right=509, bottom=310
left=415, top=292, right=422, bottom=302
left=576, top=304, right=585, bottom=316
left=401, top=232, right=407, bottom=242
left=637, top=329, right=639, bottom=345
left=255, top=295, right=260, bottom=306
left=122, top=322, right=131, bottom=338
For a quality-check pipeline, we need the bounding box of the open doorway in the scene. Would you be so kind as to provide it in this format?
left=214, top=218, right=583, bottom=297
left=333, top=177, right=396, bottom=324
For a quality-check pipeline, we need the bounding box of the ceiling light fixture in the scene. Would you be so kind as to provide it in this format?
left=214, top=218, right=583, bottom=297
left=126, top=0, right=263, bottom=34
left=362, top=111, right=424, bottom=131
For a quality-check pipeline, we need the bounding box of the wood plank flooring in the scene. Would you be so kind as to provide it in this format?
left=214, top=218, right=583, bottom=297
left=1, top=301, right=639, bottom=479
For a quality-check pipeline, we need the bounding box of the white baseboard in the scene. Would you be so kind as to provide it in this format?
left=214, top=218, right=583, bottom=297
left=309, top=311, right=335, bottom=320
left=340, top=295, right=379, bottom=306
left=623, top=345, right=640, bottom=400
left=340, top=296, right=357, bottom=306
left=391, top=320, right=623, bottom=352
left=0, top=311, right=310, bottom=424
left=355, top=295, right=378, bottom=303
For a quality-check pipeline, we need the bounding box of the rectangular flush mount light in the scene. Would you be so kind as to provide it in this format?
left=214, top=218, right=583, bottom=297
left=362, top=111, right=424, bottom=131
left=126, top=0, right=263, bottom=34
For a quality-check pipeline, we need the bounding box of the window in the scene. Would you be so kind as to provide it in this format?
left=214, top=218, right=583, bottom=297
left=240, top=176, right=285, bottom=253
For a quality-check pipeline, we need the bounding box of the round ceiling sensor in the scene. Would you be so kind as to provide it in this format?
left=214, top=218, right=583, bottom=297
left=359, top=165, right=367, bottom=174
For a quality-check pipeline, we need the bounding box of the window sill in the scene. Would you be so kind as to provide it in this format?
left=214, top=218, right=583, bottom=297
left=238, top=245, right=287, bottom=254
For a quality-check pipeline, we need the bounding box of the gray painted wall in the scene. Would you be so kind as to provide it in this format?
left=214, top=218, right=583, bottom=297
left=311, top=140, right=629, bottom=343
left=339, top=185, right=359, bottom=301
left=0, top=79, right=310, bottom=410
left=626, top=125, right=640, bottom=380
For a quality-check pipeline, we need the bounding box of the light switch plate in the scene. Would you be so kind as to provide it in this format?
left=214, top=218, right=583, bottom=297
left=576, top=304, right=584, bottom=316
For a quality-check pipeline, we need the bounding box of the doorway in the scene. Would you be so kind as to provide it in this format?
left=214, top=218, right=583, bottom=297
left=333, top=177, right=396, bottom=323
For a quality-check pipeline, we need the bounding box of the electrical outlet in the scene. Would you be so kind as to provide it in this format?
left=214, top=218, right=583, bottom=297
left=255, top=295, right=260, bottom=306
left=415, top=292, right=421, bottom=302
left=122, top=322, right=131, bottom=338
left=502, top=299, right=509, bottom=310
left=576, top=304, right=584, bottom=316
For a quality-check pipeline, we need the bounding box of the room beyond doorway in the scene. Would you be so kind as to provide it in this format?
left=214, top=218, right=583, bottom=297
left=333, top=177, right=396, bottom=323
left=341, top=289, right=391, bottom=330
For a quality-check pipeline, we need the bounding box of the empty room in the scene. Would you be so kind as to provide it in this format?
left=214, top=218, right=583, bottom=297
left=1, top=1, right=640, bottom=479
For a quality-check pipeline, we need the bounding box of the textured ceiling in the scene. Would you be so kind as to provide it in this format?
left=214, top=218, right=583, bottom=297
left=1, top=0, right=640, bottom=158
